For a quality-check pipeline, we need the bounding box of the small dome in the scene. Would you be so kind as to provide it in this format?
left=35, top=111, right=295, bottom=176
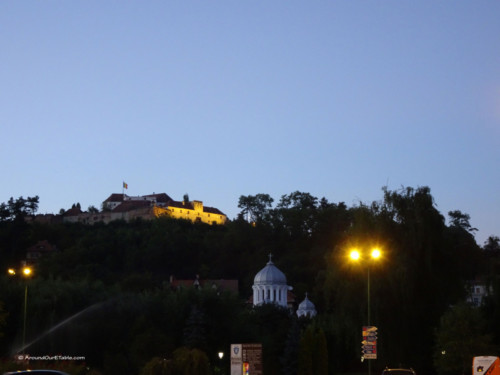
left=254, top=254, right=287, bottom=285
left=297, top=293, right=317, bottom=318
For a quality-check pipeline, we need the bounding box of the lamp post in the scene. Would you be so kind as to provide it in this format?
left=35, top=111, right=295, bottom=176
left=8, top=266, right=33, bottom=354
left=349, top=248, right=382, bottom=375
left=217, top=351, right=224, bottom=375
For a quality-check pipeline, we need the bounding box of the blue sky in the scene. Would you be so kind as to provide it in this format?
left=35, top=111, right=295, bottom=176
left=1, top=1, right=499, bottom=245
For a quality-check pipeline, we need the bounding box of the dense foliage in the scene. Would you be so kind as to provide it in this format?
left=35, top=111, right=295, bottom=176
left=0, top=188, right=499, bottom=375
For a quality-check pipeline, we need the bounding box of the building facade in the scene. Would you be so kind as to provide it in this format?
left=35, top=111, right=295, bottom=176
left=60, top=192, right=227, bottom=225
left=153, top=200, right=227, bottom=225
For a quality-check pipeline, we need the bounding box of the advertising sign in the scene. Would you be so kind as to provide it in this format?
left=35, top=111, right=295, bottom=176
left=362, top=326, right=378, bottom=359
left=231, top=343, right=262, bottom=375
left=473, top=356, right=500, bottom=375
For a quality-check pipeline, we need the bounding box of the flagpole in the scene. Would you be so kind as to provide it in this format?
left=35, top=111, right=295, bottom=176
left=122, top=181, right=128, bottom=199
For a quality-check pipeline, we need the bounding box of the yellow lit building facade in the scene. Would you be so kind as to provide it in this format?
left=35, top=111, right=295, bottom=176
left=153, top=199, right=227, bottom=225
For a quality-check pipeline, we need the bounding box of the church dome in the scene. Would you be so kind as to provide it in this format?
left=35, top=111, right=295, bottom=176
left=297, top=293, right=317, bottom=318
left=253, top=255, right=287, bottom=286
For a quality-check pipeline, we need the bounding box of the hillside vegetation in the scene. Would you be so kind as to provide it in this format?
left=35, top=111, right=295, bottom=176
left=1, top=187, right=499, bottom=375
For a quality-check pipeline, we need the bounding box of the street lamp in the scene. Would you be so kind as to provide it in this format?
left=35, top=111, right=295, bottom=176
left=217, top=351, right=224, bottom=375
left=349, top=247, right=382, bottom=375
left=7, top=266, right=33, bottom=354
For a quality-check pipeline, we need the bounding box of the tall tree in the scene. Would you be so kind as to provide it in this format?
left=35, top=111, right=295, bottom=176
left=237, top=194, right=274, bottom=223
left=434, top=303, right=496, bottom=375
left=183, top=305, right=207, bottom=351
left=448, top=210, right=478, bottom=233
left=0, top=196, right=39, bottom=222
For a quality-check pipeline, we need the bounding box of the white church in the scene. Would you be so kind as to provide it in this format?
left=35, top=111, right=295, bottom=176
left=252, top=254, right=317, bottom=318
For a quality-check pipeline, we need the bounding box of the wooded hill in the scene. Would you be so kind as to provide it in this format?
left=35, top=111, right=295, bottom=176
left=0, top=187, right=499, bottom=375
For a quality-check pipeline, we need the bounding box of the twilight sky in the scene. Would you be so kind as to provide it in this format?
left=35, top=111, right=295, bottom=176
left=1, top=1, right=499, bottom=245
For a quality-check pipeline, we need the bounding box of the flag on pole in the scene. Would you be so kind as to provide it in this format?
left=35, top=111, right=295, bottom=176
left=123, top=182, right=128, bottom=189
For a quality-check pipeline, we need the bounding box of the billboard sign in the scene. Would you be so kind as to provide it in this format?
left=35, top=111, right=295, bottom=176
left=231, top=343, right=262, bottom=375
left=362, top=326, right=378, bottom=359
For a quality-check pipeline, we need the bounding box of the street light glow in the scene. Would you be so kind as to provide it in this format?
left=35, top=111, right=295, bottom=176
left=22, top=267, right=32, bottom=277
left=8, top=268, right=16, bottom=275
left=349, top=249, right=361, bottom=261
left=346, top=245, right=384, bottom=375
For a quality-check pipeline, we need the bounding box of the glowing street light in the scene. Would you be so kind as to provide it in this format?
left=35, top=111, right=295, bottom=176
left=217, top=351, right=225, bottom=375
left=348, top=247, right=383, bottom=375
left=349, top=250, right=361, bottom=261
left=7, top=266, right=33, bottom=354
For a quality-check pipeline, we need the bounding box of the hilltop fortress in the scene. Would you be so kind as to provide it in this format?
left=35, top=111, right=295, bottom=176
left=35, top=193, right=227, bottom=225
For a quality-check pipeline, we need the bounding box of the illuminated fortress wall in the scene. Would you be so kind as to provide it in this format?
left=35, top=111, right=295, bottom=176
left=153, top=200, right=227, bottom=225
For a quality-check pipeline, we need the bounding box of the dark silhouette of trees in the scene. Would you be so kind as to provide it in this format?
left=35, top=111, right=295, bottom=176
left=0, top=195, right=39, bottom=221
left=433, top=303, right=497, bottom=375
left=0, top=188, right=497, bottom=375
left=237, top=193, right=274, bottom=223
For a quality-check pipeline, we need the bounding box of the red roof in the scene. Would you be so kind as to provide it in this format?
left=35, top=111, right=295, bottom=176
left=103, top=194, right=125, bottom=203
left=170, top=277, right=238, bottom=293
left=143, top=193, right=173, bottom=203
left=112, top=200, right=151, bottom=212
left=63, top=206, right=83, bottom=216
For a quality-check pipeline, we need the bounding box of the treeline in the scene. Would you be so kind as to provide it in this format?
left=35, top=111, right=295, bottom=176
left=0, top=187, right=499, bottom=375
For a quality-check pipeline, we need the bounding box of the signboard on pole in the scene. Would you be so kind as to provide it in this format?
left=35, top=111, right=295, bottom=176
left=362, top=326, right=378, bottom=359
left=231, top=343, right=262, bottom=375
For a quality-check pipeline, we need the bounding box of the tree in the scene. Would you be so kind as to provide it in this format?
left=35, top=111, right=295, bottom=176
left=297, top=325, right=328, bottom=375
left=0, top=302, right=7, bottom=339
left=312, top=327, right=328, bottom=375
left=237, top=194, right=274, bottom=222
left=434, top=303, right=496, bottom=375
left=448, top=210, right=478, bottom=233
left=141, top=357, right=174, bottom=375
left=0, top=196, right=39, bottom=221
left=280, top=317, right=301, bottom=375
left=183, top=305, right=207, bottom=351
left=272, top=191, right=321, bottom=238
left=171, top=347, right=211, bottom=375
left=297, top=326, right=314, bottom=375
left=483, top=236, right=500, bottom=254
